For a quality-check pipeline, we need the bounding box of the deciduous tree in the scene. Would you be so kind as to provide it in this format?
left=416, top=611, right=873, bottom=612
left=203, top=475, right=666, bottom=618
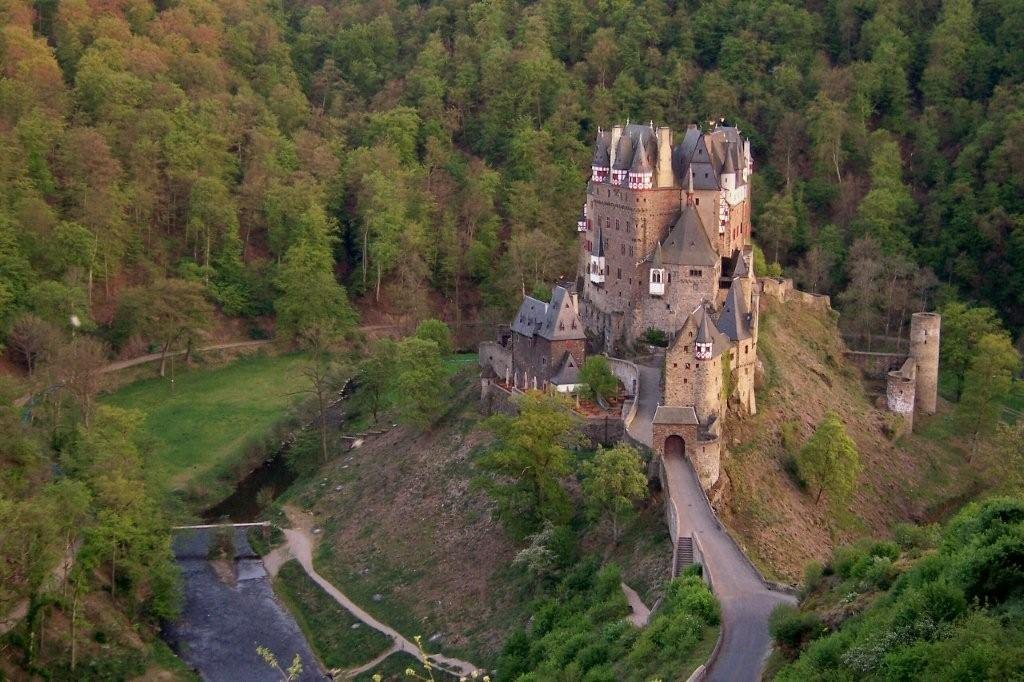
left=796, top=411, right=861, bottom=506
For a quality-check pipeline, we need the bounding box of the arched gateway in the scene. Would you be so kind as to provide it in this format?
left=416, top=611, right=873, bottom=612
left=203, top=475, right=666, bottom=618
left=664, top=434, right=685, bottom=460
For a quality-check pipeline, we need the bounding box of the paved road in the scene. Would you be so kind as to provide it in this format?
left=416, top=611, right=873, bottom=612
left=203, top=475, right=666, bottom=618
left=626, top=362, right=662, bottom=445
left=627, top=359, right=793, bottom=681
left=663, top=455, right=794, bottom=681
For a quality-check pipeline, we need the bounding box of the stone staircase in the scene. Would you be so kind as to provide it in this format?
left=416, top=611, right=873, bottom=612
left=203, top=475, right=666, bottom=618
left=672, top=535, right=694, bottom=577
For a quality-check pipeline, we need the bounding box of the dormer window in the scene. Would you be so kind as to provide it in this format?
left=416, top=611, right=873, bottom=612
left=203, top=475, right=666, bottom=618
left=695, top=342, right=713, bottom=359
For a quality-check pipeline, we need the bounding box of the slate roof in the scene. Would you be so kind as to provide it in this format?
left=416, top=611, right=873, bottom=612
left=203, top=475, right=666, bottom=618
left=653, top=405, right=698, bottom=425
left=540, top=286, right=586, bottom=341
left=671, top=123, right=748, bottom=191
left=550, top=351, right=581, bottom=386
left=592, top=129, right=611, bottom=167
left=692, top=303, right=731, bottom=357
left=716, top=283, right=751, bottom=342
left=595, top=225, right=605, bottom=257
left=511, top=296, right=548, bottom=337
left=732, top=250, right=752, bottom=278
left=650, top=241, right=664, bottom=268
left=612, top=123, right=660, bottom=171
left=630, top=135, right=653, bottom=174
left=660, top=206, right=718, bottom=267
left=511, top=286, right=585, bottom=341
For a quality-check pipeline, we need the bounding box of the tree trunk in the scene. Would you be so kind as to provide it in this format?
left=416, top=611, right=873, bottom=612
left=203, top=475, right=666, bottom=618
left=159, top=341, right=171, bottom=378
left=70, top=590, right=78, bottom=671
left=815, top=487, right=823, bottom=505
left=375, top=260, right=382, bottom=302
left=362, top=228, right=369, bottom=290
left=319, top=390, right=328, bottom=464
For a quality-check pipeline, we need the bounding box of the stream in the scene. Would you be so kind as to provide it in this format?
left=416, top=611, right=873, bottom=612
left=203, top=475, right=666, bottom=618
left=165, top=382, right=356, bottom=680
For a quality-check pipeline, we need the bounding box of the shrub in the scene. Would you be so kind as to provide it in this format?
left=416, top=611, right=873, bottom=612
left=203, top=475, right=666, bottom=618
left=640, top=327, right=668, bottom=347
left=769, top=604, right=825, bottom=654
left=802, top=561, right=824, bottom=596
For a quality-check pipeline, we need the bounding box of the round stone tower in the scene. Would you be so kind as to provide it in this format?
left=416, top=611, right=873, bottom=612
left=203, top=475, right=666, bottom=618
left=910, top=312, right=941, bottom=414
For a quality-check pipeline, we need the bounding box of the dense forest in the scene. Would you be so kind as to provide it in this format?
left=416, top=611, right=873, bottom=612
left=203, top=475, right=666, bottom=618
left=1, top=0, right=1023, bottom=364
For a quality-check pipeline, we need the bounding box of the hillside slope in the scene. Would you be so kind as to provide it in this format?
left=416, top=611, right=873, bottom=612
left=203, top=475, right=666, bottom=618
left=717, top=297, right=977, bottom=581
left=278, top=368, right=670, bottom=666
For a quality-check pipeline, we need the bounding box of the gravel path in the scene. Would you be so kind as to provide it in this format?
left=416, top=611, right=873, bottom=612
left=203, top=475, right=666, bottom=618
left=280, top=506, right=482, bottom=678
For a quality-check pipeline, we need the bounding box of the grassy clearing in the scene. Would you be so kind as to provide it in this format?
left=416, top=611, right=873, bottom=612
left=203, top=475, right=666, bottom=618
left=274, top=560, right=394, bottom=670
left=102, top=352, right=309, bottom=506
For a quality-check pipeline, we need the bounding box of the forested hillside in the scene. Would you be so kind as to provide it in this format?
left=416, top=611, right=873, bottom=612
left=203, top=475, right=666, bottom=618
left=1, top=0, right=1023, bottom=362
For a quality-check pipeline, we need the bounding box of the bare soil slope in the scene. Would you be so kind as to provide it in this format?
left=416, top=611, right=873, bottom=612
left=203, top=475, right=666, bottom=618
left=716, top=297, right=976, bottom=582
left=285, top=371, right=670, bottom=666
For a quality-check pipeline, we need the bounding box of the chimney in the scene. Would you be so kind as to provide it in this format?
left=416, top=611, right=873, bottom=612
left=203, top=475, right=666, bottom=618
left=609, top=124, right=623, bottom=170
left=657, top=126, right=673, bottom=188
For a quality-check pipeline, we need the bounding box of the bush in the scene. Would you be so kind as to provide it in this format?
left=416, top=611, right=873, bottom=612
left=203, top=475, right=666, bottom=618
left=640, top=327, right=668, bottom=347
left=770, top=604, right=825, bottom=654
left=413, top=318, right=453, bottom=355
left=580, top=356, right=619, bottom=402
left=802, top=561, right=824, bottom=596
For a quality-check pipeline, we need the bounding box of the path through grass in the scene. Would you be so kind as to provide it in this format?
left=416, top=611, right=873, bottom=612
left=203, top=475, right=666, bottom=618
left=103, top=352, right=309, bottom=504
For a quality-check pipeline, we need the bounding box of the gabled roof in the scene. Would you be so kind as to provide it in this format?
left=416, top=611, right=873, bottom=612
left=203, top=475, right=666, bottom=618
left=550, top=351, right=581, bottom=386
left=671, top=123, right=748, bottom=190
left=511, top=296, right=548, bottom=337
left=540, top=286, right=586, bottom=341
left=733, top=250, right=753, bottom=278
left=716, top=283, right=751, bottom=342
left=612, top=130, right=635, bottom=170
left=661, top=206, right=718, bottom=267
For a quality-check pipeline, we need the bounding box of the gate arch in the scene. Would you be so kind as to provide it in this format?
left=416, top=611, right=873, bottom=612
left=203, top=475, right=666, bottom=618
left=664, top=434, right=685, bottom=460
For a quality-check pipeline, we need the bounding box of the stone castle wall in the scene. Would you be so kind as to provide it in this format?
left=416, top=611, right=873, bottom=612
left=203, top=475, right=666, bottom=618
left=886, top=357, right=917, bottom=431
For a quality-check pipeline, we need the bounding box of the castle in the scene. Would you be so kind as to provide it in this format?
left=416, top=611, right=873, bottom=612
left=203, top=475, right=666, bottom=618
left=579, top=120, right=760, bottom=488
left=480, top=120, right=940, bottom=493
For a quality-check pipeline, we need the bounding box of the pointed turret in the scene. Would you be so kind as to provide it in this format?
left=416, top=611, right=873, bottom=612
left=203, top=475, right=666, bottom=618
left=717, top=283, right=751, bottom=342
left=611, top=131, right=634, bottom=185
left=693, top=304, right=727, bottom=359
left=628, top=135, right=654, bottom=189
left=721, top=141, right=737, bottom=191
left=591, top=129, right=611, bottom=182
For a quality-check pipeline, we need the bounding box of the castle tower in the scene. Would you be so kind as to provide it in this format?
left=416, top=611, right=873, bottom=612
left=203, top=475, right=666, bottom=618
left=910, top=312, right=941, bottom=414
left=886, top=359, right=917, bottom=432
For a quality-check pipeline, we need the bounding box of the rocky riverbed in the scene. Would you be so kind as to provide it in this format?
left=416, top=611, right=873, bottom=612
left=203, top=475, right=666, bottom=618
left=164, top=528, right=322, bottom=681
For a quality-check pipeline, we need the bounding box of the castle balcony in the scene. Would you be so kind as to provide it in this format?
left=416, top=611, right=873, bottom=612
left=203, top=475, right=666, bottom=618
left=577, top=216, right=589, bottom=232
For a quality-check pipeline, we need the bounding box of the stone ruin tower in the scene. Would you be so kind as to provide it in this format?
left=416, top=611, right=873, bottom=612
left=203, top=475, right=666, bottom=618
left=885, top=312, right=941, bottom=431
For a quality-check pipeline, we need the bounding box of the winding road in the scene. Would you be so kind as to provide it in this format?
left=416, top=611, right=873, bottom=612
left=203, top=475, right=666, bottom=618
left=627, top=360, right=794, bottom=682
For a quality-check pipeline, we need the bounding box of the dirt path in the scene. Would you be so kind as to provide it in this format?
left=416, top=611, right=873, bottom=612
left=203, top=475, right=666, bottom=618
left=99, top=340, right=272, bottom=373
left=0, top=542, right=78, bottom=636
left=279, top=506, right=482, bottom=678
left=621, top=583, right=651, bottom=627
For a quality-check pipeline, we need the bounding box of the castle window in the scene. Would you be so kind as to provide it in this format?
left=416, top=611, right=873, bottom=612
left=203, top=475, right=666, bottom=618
left=668, top=272, right=672, bottom=283
left=615, top=220, right=619, bottom=230
left=684, top=378, right=688, bottom=384
left=690, top=269, right=703, bottom=277
left=617, top=268, right=622, bottom=278
left=744, top=345, right=748, bottom=354
left=621, top=244, right=625, bottom=255
left=696, top=363, right=700, bottom=369
left=695, top=198, right=700, bottom=205
left=684, top=345, right=689, bottom=351
left=629, top=246, right=633, bottom=256
left=672, top=363, right=677, bottom=368
left=685, top=363, right=690, bottom=369
left=689, top=331, right=693, bottom=338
